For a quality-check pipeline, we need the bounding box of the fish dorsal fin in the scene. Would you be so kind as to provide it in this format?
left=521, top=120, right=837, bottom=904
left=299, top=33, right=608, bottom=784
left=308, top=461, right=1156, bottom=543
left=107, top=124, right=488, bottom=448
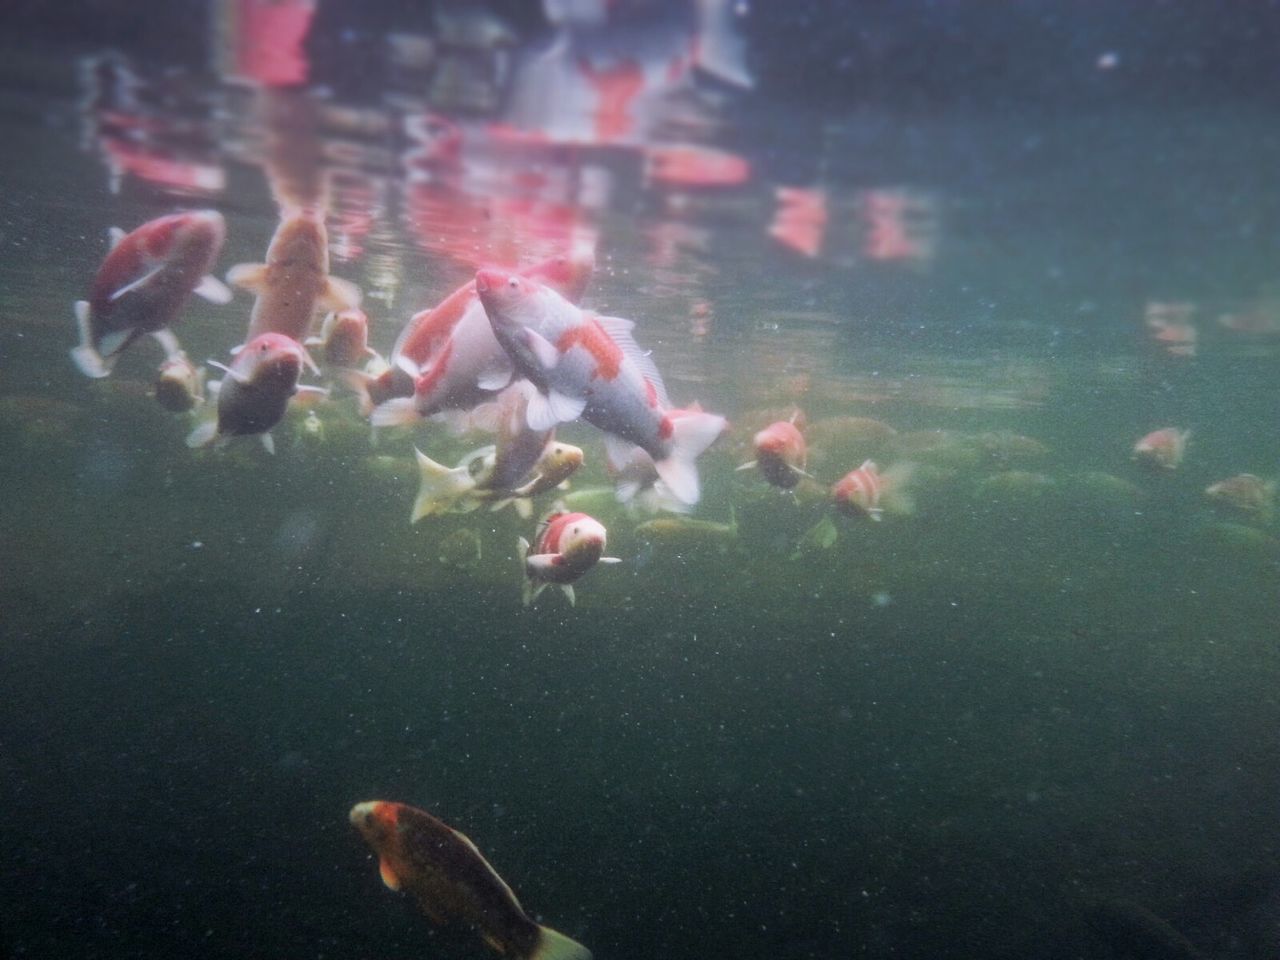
left=448, top=827, right=523, bottom=912
left=378, top=857, right=402, bottom=891
left=108, top=264, right=164, bottom=302
left=593, top=315, right=670, bottom=408
left=108, top=226, right=127, bottom=249
left=194, top=274, right=233, bottom=304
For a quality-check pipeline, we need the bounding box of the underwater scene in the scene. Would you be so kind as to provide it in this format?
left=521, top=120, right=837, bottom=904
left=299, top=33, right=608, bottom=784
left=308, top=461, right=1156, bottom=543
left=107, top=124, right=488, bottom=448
left=2, top=2, right=1279, bottom=958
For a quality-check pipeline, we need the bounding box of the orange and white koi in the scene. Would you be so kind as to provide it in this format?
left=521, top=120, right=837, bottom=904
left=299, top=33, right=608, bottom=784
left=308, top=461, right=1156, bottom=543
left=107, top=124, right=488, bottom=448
left=518, top=511, right=620, bottom=606
left=71, top=210, right=230, bottom=378
left=1132, top=427, right=1190, bottom=470
left=738, top=415, right=807, bottom=489
left=305, top=307, right=378, bottom=369
left=349, top=800, right=591, bottom=960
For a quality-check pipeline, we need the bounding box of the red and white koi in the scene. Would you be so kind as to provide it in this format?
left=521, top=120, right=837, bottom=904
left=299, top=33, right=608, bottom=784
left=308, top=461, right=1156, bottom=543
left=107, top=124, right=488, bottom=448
left=518, top=511, right=620, bottom=607
left=226, top=212, right=361, bottom=345
left=738, top=415, right=807, bottom=489
left=185, top=333, right=320, bottom=454
left=832, top=460, right=884, bottom=520
left=1132, top=427, right=1190, bottom=470
left=367, top=251, right=595, bottom=422
left=476, top=269, right=726, bottom=505
left=71, top=210, right=230, bottom=378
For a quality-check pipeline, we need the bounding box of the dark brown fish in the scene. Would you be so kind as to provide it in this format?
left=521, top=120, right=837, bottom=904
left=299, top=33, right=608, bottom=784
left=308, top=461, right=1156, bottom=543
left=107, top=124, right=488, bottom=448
left=349, top=800, right=591, bottom=960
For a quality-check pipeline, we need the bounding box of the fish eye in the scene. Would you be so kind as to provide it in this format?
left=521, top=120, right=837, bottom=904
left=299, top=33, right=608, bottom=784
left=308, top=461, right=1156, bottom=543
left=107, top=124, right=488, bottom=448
left=507, top=278, right=518, bottom=289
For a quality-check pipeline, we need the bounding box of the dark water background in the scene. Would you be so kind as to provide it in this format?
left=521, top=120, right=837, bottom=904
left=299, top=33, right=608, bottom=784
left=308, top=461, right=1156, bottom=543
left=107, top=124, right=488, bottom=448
left=2, top=3, right=1279, bottom=958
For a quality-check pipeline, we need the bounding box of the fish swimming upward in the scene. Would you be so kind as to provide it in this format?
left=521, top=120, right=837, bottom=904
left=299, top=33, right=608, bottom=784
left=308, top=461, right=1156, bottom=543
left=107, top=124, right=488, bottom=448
left=186, top=333, right=320, bottom=454
left=226, top=212, right=361, bottom=344
left=71, top=210, right=231, bottom=378
left=367, top=250, right=596, bottom=421
left=349, top=800, right=592, bottom=960
left=476, top=268, right=726, bottom=505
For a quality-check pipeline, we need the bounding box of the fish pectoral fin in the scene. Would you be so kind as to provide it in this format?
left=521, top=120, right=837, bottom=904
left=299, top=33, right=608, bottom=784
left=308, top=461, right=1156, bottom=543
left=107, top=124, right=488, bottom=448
left=481, top=933, right=505, bottom=954
left=530, top=925, right=593, bottom=960
left=524, top=553, right=559, bottom=573
left=378, top=857, right=402, bottom=891
left=560, top=584, right=576, bottom=607
left=206, top=359, right=249, bottom=384
left=152, top=329, right=183, bottom=360
left=107, top=226, right=127, bottom=249
left=194, top=274, right=233, bottom=304
left=321, top=276, right=362, bottom=312
left=598, top=557, right=622, bottom=564
left=522, top=328, right=560, bottom=372
left=108, top=264, right=164, bottom=302
left=735, top=460, right=757, bottom=471
left=226, top=262, right=268, bottom=294
left=476, top=355, right=515, bottom=391
left=260, top=432, right=276, bottom=455
left=185, top=418, right=218, bottom=449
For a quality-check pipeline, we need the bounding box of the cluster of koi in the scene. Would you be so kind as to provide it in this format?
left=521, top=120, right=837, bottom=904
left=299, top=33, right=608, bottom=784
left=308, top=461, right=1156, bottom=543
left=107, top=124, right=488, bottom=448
left=71, top=211, right=1278, bottom=608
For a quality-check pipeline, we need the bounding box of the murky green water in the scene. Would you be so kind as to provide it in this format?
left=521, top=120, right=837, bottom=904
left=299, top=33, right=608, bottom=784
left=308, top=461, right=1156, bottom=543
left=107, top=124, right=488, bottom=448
left=1, top=7, right=1278, bottom=959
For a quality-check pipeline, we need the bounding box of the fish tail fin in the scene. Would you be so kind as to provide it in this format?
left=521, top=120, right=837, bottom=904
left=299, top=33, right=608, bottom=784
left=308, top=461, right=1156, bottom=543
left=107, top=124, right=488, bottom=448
left=653, top=411, right=727, bottom=506
left=71, top=301, right=112, bottom=378
left=185, top=418, right=218, bottom=449
left=529, top=925, right=592, bottom=960
left=879, top=461, right=918, bottom=517
left=370, top=397, right=421, bottom=429
left=517, top=536, right=539, bottom=607
left=411, top=447, right=475, bottom=522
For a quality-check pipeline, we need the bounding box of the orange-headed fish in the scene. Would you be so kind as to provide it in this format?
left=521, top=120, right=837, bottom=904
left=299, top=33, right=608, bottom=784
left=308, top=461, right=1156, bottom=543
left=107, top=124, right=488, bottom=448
left=226, top=212, right=361, bottom=344
left=518, top=511, right=620, bottom=606
left=832, top=459, right=885, bottom=520
left=349, top=800, right=591, bottom=960
left=739, top=415, right=808, bottom=489
left=71, top=210, right=230, bottom=378
left=186, top=333, right=320, bottom=453
left=305, top=307, right=378, bottom=369
left=1132, top=427, right=1190, bottom=470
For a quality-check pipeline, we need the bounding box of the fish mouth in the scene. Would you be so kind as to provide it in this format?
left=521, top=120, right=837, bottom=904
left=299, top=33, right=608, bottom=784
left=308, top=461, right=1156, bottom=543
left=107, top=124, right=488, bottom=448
left=349, top=801, right=379, bottom=827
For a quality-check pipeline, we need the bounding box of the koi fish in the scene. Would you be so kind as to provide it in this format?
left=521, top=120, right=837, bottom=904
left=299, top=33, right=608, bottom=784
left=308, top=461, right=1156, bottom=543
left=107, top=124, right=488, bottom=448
left=71, top=210, right=230, bottom=378
left=153, top=352, right=205, bottom=413
left=832, top=460, right=885, bottom=520
left=518, top=511, right=620, bottom=606
left=476, top=269, right=726, bottom=505
left=366, top=251, right=595, bottom=420
left=185, top=333, right=319, bottom=453
left=1205, top=473, right=1275, bottom=519
left=1132, top=427, right=1190, bottom=470
left=738, top=414, right=807, bottom=489
left=349, top=800, right=591, bottom=960
left=305, top=307, right=378, bottom=369
left=831, top=460, right=916, bottom=521
left=226, top=212, right=361, bottom=344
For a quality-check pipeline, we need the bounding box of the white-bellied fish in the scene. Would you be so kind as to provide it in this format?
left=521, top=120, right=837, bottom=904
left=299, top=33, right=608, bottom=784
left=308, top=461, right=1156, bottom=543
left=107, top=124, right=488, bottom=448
left=518, top=510, right=620, bottom=606
left=71, top=210, right=230, bottom=378
left=477, top=268, right=726, bottom=505
left=738, top=414, right=808, bottom=489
